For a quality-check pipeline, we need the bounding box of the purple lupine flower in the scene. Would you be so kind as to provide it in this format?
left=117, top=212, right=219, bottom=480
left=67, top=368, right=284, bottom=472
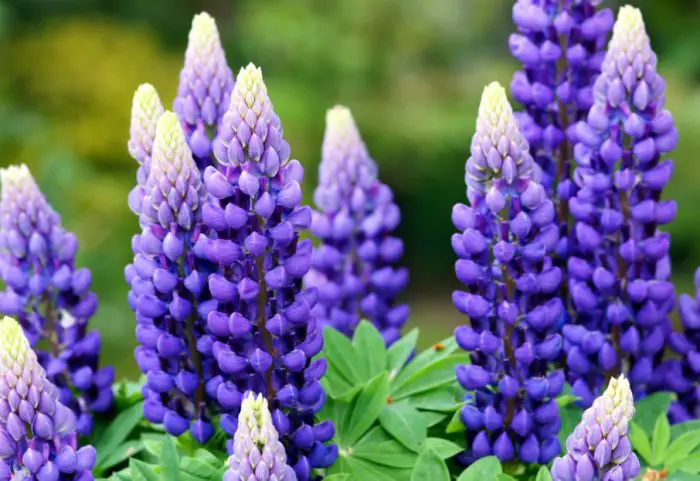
left=224, top=393, right=297, bottom=481
left=128, top=83, right=165, bottom=217
left=453, top=83, right=564, bottom=464
left=128, top=111, right=219, bottom=443
left=656, top=267, right=700, bottom=423
left=0, top=165, right=113, bottom=437
left=0, top=316, right=96, bottom=480
left=551, top=375, right=641, bottom=481
left=174, top=12, right=235, bottom=171
left=565, top=6, right=678, bottom=406
left=305, top=106, right=409, bottom=344
left=202, top=63, right=337, bottom=480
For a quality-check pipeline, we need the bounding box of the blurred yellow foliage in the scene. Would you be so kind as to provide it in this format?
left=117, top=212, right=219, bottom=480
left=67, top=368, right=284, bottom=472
left=10, top=18, right=181, bottom=164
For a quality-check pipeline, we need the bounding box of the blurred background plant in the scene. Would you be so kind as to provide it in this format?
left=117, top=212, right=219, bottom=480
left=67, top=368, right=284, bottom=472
left=1, top=0, right=699, bottom=379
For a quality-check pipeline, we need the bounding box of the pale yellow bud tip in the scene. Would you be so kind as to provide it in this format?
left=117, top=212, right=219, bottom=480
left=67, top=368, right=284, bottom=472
left=0, top=316, right=29, bottom=353
left=132, top=84, right=162, bottom=111
left=0, top=164, right=32, bottom=187
left=190, top=12, right=219, bottom=42
left=480, top=82, right=510, bottom=114
left=237, top=63, right=264, bottom=87
left=326, top=105, right=356, bottom=131
left=155, top=111, right=184, bottom=142
left=616, top=5, right=644, bottom=32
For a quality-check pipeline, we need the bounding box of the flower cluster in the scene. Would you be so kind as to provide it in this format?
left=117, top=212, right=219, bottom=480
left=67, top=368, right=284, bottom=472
left=199, top=63, right=336, bottom=479
left=0, top=315, right=96, bottom=480
left=127, top=111, right=220, bottom=443
left=225, top=392, right=297, bottom=481
left=551, top=375, right=641, bottom=481
left=564, top=5, right=678, bottom=405
left=305, top=106, right=409, bottom=344
left=174, top=12, right=235, bottom=171
left=453, top=83, right=564, bottom=464
left=0, top=165, right=113, bottom=436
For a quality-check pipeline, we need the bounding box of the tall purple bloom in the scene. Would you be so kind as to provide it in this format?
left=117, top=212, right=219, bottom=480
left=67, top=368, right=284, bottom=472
left=551, top=375, right=641, bottom=481
left=128, top=83, right=165, bottom=218
left=305, top=106, right=409, bottom=344
left=565, top=6, right=678, bottom=405
left=0, top=165, right=113, bottom=437
left=453, top=83, right=564, bottom=464
left=127, top=111, right=219, bottom=443
left=201, top=63, right=337, bottom=480
left=0, top=316, right=96, bottom=480
left=174, top=12, right=235, bottom=171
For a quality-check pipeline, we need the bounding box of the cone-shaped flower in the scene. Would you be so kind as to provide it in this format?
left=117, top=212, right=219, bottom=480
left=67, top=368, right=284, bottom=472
left=551, top=376, right=641, bottom=481
left=565, top=6, right=678, bottom=406
left=225, top=393, right=297, bottom=481
left=305, top=106, right=409, bottom=344
left=128, top=111, right=219, bottom=444
left=0, top=165, right=112, bottom=437
left=128, top=83, right=165, bottom=216
left=453, top=82, right=564, bottom=465
left=202, top=63, right=337, bottom=480
left=0, top=316, right=96, bottom=478
left=174, top=12, right=235, bottom=169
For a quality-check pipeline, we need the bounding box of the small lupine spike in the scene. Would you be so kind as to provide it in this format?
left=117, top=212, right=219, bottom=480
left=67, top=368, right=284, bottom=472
left=551, top=376, right=640, bottom=481
left=453, top=81, right=563, bottom=465
left=175, top=12, right=235, bottom=169
left=0, top=165, right=112, bottom=437
left=565, top=5, right=678, bottom=405
left=0, top=316, right=96, bottom=478
left=224, top=393, right=297, bottom=481
left=305, top=106, right=409, bottom=343
left=128, top=83, right=165, bottom=215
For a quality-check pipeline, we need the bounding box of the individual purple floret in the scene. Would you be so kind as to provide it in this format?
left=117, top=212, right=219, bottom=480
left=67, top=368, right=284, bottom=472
left=174, top=12, right=235, bottom=171
left=565, top=5, right=678, bottom=406
left=453, top=82, right=564, bottom=464
left=128, top=83, right=165, bottom=218
left=202, top=63, right=337, bottom=480
left=551, top=375, right=641, bottom=481
left=0, top=316, right=96, bottom=480
left=0, top=165, right=113, bottom=437
left=305, top=106, right=409, bottom=344
left=128, top=111, right=219, bottom=443
left=224, top=392, right=297, bottom=481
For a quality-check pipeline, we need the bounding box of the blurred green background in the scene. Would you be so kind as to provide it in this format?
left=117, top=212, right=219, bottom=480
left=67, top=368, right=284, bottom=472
left=1, top=0, right=699, bottom=380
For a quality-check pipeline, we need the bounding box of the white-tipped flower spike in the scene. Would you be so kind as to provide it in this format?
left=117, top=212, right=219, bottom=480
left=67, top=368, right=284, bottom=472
left=140, top=111, right=206, bottom=230
left=551, top=375, right=640, bottom=481
left=174, top=12, right=235, bottom=167
left=466, top=82, right=541, bottom=212
left=224, top=393, right=297, bottom=481
left=0, top=316, right=96, bottom=478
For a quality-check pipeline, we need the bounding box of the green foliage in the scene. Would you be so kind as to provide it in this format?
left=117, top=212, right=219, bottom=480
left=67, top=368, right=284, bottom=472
left=457, top=456, right=503, bottom=481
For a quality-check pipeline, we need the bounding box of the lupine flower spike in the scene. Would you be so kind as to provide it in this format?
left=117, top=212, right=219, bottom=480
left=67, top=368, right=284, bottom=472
left=453, top=83, right=564, bottom=464
left=0, top=316, right=96, bottom=480
left=128, top=83, right=165, bottom=217
left=175, top=12, right=235, bottom=170
left=551, top=375, right=641, bottom=481
left=565, top=5, right=678, bottom=405
left=225, top=392, right=297, bottom=481
left=127, top=111, right=219, bottom=443
left=201, top=63, right=337, bottom=480
left=305, top=106, right=409, bottom=344
left=0, top=165, right=113, bottom=436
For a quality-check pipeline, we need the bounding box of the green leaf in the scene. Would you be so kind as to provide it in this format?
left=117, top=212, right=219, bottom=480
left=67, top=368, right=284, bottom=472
left=558, top=405, right=583, bottom=451
left=669, top=453, right=700, bottom=474
left=666, top=429, right=700, bottom=466
left=636, top=393, right=673, bottom=436
left=630, top=422, right=653, bottom=465
left=208, top=466, right=228, bottom=481
left=410, top=386, right=464, bottom=412
left=672, top=420, right=700, bottom=441
left=354, top=440, right=418, bottom=468
left=556, top=394, right=580, bottom=408
left=392, top=336, right=458, bottom=389
left=457, top=456, right=503, bottom=481
left=141, top=433, right=168, bottom=457
left=323, top=475, right=351, bottom=481
left=128, top=459, right=159, bottom=481
left=411, top=448, right=450, bottom=481
left=342, top=372, right=390, bottom=446
left=180, top=456, right=219, bottom=479
left=422, top=438, right=462, bottom=460
left=652, top=413, right=671, bottom=466
left=345, top=455, right=410, bottom=481
left=387, top=328, right=419, bottom=379
left=95, top=402, right=145, bottom=468
left=96, top=440, right=143, bottom=474
left=536, top=465, right=553, bottom=481
left=323, top=362, right=361, bottom=400
left=497, top=474, right=518, bottom=481
left=324, top=327, right=362, bottom=384
left=667, top=471, right=700, bottom=481
left=422, top=410, right=449, bottom=427
left=193, top=449, right=224, bottom=467
left=446, top=407, right=466, bottom=434
left=160, top=437, right=180, bottom=481
left=353, top=320, right=388, bottom=378
left=379, top=401, right=428, bottom=452
left=392, top=353, right=471, bottom=399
